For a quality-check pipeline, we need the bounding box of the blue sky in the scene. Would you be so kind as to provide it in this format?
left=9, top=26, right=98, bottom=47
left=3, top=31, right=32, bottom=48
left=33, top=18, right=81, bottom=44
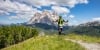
left=0, top=0, right=100, bottom=25
left=69, top=0, right=100, bottom=25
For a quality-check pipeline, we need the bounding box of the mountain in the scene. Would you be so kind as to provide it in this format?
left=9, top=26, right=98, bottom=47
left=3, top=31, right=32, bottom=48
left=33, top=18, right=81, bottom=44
left=26, top=11, right=60, bottom=30
left=27, top=11, right=59, bottom=26
left=26, top=11, right=69, bottom=30
left=66, top=21, right=100, bottom=36
left=79, top=21, right=100, bottom=26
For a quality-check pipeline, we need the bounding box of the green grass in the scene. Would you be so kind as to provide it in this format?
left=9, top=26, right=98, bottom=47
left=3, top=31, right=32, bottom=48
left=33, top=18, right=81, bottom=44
left=1, top=35, right=85, bottom=50
left=65, top=33, right=100, bottom=43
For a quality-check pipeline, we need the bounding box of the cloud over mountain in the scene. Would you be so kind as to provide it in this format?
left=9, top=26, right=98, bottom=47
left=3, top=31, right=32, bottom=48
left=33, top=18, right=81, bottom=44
left=14, top=0, right=88, bottom=8
left=0, top=0, right=88, bottom=21
left=92, top=17, right=100, bottom=21
left=51, top=6, right=70, bottom=14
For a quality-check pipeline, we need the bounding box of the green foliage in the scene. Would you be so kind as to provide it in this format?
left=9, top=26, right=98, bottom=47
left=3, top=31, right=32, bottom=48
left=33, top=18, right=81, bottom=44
left=0, top=25, right=39, bottom=49
left=1, top=35, right=85, bottom=50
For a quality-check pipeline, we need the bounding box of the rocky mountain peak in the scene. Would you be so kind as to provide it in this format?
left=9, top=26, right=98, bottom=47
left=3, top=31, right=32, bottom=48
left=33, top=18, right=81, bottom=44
left=27, top=11, right=59, bottom=26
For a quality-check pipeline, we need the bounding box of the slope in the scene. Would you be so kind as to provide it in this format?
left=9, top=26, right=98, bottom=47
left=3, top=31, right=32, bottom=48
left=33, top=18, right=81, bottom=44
left=1, top=35, right=85, bottom=50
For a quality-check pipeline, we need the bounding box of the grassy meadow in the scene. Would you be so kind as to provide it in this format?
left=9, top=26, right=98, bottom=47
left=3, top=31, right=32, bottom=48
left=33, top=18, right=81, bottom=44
left=1, top=35, right=85, bottom=50
left=65, top=33, right=100, bottom=43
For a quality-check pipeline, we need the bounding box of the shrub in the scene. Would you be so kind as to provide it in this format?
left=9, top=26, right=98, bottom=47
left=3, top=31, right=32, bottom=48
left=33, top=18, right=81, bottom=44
left=0, top=25, right=39, bottom=49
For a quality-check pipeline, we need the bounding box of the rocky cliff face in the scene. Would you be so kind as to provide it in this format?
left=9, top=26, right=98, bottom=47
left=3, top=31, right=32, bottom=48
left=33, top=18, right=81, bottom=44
left=27, top=11, right=59, bottom=26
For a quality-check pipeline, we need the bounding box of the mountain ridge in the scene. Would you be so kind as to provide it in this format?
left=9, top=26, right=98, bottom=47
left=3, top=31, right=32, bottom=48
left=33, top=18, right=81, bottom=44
left=27, top=11, right=59, bottom=26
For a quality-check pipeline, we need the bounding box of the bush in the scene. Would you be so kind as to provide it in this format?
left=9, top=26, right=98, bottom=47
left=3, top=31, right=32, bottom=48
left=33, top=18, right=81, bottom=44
left=0, top=25, right=39, bottom=49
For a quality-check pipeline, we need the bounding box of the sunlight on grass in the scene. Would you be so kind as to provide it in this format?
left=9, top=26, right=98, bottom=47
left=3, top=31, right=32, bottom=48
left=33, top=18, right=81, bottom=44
left=65, top=33, right=100, bottom=43
left=2, top=35, right=85, bottom=50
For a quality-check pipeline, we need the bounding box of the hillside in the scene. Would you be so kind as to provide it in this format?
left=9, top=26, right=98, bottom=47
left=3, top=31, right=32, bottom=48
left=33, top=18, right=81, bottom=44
left=0, top=25, right=39, bottom=49
left=1, top=35, right=85, bottom=50
left=66, top=21, right=100, bottom=36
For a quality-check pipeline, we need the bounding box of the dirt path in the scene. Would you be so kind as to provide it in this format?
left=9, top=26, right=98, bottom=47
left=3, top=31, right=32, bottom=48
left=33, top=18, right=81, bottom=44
left=65, top=39, right=100, bottom=50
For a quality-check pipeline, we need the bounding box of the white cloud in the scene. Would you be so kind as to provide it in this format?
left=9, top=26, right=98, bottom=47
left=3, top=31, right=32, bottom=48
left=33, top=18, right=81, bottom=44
left=11, top=0, right=88, bottom=16
left=68, top=15, right=75, bottom=18
left=92, top=17, right=100, bottom=21
left=55, top=0, right=88, bottom=8
left=69, top=20, right=79, bottom=25
left=50, top=0, right=88, bottom=8
left=0, top=0, right=89, bottom=23
left=9, top=9, right=42, bottom=20
left=0, top=0, right=34, bottom=14
left=0, top=0, right=89, bottom=13
left=0, top=0, right=89, bottom=15
left=52, top=6, right=70, bottom=14
left=0, top=10, right=10, bottom=15
left=14, top=0, right=56, bottom=7
left=9, top=16, right=19, bottom=19
left=0, top=0, right=42, bottom=20
left=14, top=0, right=88, bottom=8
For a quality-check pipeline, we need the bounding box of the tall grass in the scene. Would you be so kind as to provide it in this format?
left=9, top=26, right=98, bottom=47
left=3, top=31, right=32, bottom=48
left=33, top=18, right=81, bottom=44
left=65, top=33, right=100, bottom=43
left=1, top=35, right=85, bottom=50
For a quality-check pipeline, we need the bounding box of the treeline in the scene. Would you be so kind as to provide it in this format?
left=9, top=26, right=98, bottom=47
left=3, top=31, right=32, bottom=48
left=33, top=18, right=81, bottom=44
left=66, top=26, right=100, bottom=36
left=0, top=25, right=39, bottom=49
